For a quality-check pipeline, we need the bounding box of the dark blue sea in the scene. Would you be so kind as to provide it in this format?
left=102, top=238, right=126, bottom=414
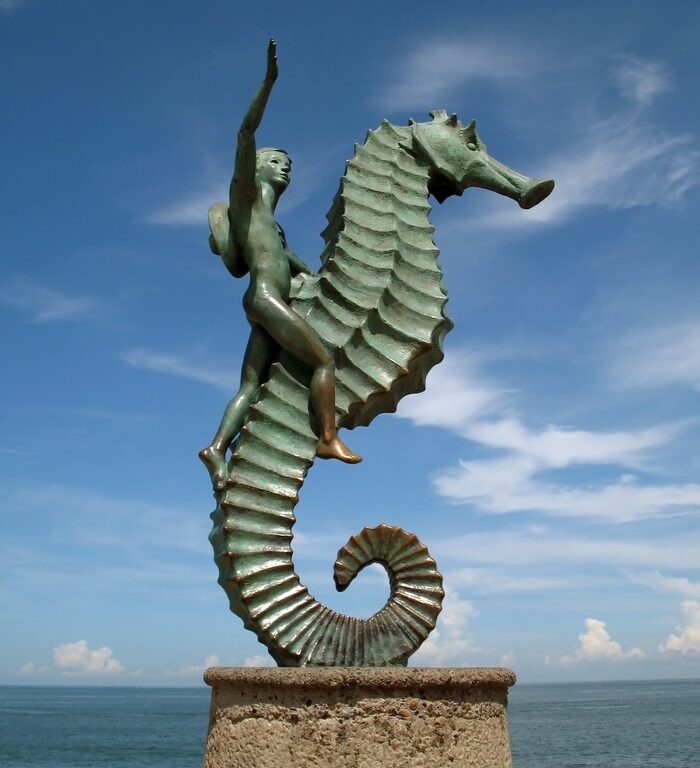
left=0, top=679, right=697, bottom=766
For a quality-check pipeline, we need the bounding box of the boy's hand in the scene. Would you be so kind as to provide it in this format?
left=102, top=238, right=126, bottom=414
left=266, top=39, right=278, bottom=81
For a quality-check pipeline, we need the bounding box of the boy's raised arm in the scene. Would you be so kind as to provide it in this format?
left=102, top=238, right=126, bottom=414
left=230, top=39, right=279, bottom=206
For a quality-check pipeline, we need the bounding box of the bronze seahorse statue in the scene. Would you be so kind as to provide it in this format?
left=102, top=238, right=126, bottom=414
left=202, top=58, right=553, bottom=666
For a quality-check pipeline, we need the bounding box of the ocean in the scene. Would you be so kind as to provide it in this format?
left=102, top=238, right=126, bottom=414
left=0, top=679, right=697, bottom=766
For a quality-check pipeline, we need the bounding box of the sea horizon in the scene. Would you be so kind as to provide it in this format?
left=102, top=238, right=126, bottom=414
left=2, top=673, right=698, bottom=689
left=2, top=678, right=698, bottom=767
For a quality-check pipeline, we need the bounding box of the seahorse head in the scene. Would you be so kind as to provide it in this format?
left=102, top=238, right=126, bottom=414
left=402, top=110, right=554, bottom=208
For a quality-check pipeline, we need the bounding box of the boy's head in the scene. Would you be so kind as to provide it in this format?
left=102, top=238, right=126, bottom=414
left=256, top=148, right=292, bottom=191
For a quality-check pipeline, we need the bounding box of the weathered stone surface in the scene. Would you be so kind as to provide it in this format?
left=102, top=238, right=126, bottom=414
left=204, top=666, right=516, bottom=767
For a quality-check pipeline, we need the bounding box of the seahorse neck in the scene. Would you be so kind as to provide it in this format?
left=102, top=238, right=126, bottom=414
left=320, top=120, right=438, bottom=270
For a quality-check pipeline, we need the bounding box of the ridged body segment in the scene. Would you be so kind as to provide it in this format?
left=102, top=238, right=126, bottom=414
left=209, top=121, right=450, bottom=666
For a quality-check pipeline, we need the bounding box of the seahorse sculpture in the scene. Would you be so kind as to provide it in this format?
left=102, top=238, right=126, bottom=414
left=205, top=110, right=554, bottom=667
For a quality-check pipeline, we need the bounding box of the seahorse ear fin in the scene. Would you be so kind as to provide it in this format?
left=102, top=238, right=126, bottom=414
left=410, top=122, right=455, bottom=179
left=208, top=203, right=230, bottom=257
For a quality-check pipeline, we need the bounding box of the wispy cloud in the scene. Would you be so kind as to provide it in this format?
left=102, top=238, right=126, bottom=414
left=0, top=0, right=25, bottom=11
left=146, top=150, right=327, bottom=226
left=378, top=38, right=538, bottom=110
left=121, top=348, right=236, bottom=391
left=447, top=567, right=564, bottom=594
left=398, top=355, right=508, bottom=430
left=0, top=485, right=213, bottom=605
left=625, top=571, right=700, bottom=600
left=17, top=661, right=49, bottom=675
left=399, top=354, right=695, bottom=523
left=53, top=640, right=124, bottom=675
left=612, top=55, right=670, bottom=107
left=484, top=123, right=697, bottom=228
left=4, top=484, right=209, bottom=556
left=609, top=318, right=700, bottom=393
left=168, top=654, right=220, bottom=677
left=243, top=654, right=275, bottom=667
left=146, top=180, right=226, bottom=226
left=0, top=447, right=27, bottom=456
left=0, top=281, right=99, bottom=322
left=434, top=528, right=700, bottom=571
left=412, top=587, right=478, bottom=666
left=467, top=54, right=697, bottom=229
left=463, top=419, right=675, bottom=470
left=554, top=618, right=644, bottom=666
left=659, top=600, right=700, bottom=654
left=437, top=466, right=700, bottom=523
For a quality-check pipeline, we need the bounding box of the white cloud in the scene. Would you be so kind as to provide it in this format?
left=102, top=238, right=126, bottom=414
left=397, top=356, right=506, bottom=430
left=463, top=419, right=675, bottom=469
left=53, top=640, right=124, bottom=675
left=437, top=464, right=700, bottom=523
left=660, top=601, right=700, bottom=655
left=399, top=352, right=695, bottom=523
left=626, top=571, right=700, bottom=600
left=17, top=661, right=50, bottom=675
left=610, top=318, right=700, bottom=393
left=121, top=348, right=236, bottom=391
left=472, top=56, right=696, bottom=229
left=433, top=529, right=700, bottom=571
left=412, top=588, right=478, bottom=666
left=448, top=567, right=563, bottom=594
left=146, top=181, right=225, bottom=226
left=556, top=618, right=645, bottom=666
left=0, top=282, right=98, bottom=322
left=243, top=654, right=275, bottom=667
left=0, top=0, right=24, bottom=11
left=379, top=38, right=538, bottom=110
left=612, top=56, right=670, bottom=107
left=170, top=654, right=220, bottom=677
left=486, top=125, right=697, bottom=228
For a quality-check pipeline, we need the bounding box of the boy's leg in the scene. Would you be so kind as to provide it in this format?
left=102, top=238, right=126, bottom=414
left=246, top=293, right=361, bottom=464
left=199, top=324, right=277, bottom=486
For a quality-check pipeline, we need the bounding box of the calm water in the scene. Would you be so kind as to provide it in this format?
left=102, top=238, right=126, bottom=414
left=0, top=679, right=697, bottom=766
left=508, top=679, right=699, bottom=768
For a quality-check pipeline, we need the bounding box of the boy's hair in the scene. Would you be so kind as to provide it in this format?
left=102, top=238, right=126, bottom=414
left=256, top=147, right=289, bottom=161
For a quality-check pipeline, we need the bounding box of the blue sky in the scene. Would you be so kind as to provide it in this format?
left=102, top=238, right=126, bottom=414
left=1, top=0, right=699, bottom=685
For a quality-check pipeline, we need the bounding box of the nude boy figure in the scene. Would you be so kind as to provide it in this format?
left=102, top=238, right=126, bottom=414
left=200, top=40, right=361, bottom=487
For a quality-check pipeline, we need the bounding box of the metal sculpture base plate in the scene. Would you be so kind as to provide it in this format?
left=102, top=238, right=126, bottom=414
left=203, top=666, right=516, bottom=767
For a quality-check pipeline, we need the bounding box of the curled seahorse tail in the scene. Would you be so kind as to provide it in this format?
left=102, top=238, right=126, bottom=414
left=333, top=525, right=445, bottom=664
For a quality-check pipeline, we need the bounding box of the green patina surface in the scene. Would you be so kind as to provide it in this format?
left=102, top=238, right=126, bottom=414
left=200, top=42, right=554, bottom=667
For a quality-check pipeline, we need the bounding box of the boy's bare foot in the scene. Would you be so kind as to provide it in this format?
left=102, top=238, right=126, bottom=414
left=317, top=436, right=362, bottom=464
left=199, top=445, right=228, bottom=489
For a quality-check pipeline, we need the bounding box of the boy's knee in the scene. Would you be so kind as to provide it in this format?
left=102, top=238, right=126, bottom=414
left=243, top=293, right=264, bottom=325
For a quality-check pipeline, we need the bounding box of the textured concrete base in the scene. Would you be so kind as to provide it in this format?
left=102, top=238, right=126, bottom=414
left=203, top=667, right=516, bottom=767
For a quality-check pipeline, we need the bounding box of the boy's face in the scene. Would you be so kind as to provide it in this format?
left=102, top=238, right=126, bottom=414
left=256, top=151, right=292, bottom=191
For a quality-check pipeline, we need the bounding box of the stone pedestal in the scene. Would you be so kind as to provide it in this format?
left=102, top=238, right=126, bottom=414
left=203, top=666, right=515, bottom=767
